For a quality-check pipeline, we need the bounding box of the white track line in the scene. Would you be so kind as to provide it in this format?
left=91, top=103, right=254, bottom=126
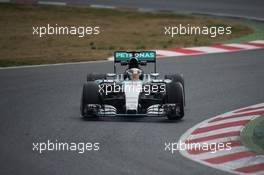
left=187, top=146, right=249, bottom=160
left=233, top=104, right=264, bottom=113
left=191, top=122, right=247, bottom=135
left=38, top=1, right=66, bottom=6
left=200, top=115, right=257, bottom=127
left=186, top=126, right=242, bottom=140
left=155, top=50, right=186, bottom=56
left=221, top=156, right=264, bottom=170
left=194, top=136, right=240, bottom=145
left=90, top=4, right=116, bottom=9
left=250, top=40, right=264, bottom=44
left=187, top=46, right=228, bottom=53
left=226, top=43, right=260, bottom=49
left=186, top=131, right=240, bottom=143
left=192, top=12, right=264, bottom=22
left=138, top=8, right=156, bottom=12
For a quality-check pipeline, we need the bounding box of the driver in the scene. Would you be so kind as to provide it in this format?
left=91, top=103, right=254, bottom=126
left=127, top=68, right=142, bottom=81
left=126, top=57, right=143, bottom=81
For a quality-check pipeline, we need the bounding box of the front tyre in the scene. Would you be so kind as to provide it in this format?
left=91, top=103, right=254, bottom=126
left=165, top=82, right=184, bottom=120
left=165, top=74, right=185, bottom=106
left=80, top=82, right=101, bottom=118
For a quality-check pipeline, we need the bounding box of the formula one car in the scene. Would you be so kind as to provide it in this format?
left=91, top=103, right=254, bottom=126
left=80, top=51, right=185, bottom=120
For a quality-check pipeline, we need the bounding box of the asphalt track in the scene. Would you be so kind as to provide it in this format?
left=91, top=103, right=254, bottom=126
left=0, top=49, right=264, bottom=175
left=40, top=0, right=264, bottom=20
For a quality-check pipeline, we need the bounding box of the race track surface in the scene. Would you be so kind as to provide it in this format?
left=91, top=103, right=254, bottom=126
left=39, top=0, right=264, bottom=19
left=0, top=49, right=264, bottom=175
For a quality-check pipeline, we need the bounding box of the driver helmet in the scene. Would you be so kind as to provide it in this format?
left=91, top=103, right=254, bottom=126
left=127, top=68, right=142, bottom=81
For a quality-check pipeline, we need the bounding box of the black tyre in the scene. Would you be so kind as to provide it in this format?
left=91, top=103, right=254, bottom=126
left=165, top=82, right=184, bottom=120
left=165, top=74, right=185, bottom=106
left=165, top=74, right=184, bottom=86
left=80, top=82, right=101, bottom=118
left=87, top=73, right=106, bottom=81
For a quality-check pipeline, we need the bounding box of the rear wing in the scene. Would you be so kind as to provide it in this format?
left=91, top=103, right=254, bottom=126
left=113, top=51, right=156, bottom=73
left=114, top=51, right=156, bottom=62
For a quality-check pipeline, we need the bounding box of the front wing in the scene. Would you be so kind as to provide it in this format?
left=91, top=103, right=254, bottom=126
left=85, top=104, right=179, bottom=117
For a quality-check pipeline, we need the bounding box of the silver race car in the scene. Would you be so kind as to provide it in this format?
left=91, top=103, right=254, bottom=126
left=80, top=51, right=185, bottom=120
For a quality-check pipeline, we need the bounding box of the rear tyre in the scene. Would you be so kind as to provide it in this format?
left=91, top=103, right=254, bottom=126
left=80, top=82, right=101, bottom=118
left=165, top=82, right=184, bottom=120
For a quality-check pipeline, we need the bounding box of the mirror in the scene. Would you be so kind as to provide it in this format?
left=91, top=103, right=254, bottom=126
left=107, top=73, right=116, bottom=77
left=150, top=73, right=159, bottom=78
left=150, top=73, right=159, bottom=79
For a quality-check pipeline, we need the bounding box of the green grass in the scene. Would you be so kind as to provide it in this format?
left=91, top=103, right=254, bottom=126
left=241, top=116, right=264, bottom=155
left=224, top=20, right=264, bottom=43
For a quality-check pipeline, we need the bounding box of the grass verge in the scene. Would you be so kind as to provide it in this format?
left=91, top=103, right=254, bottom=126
left=224, top=20, right=264, bottom=43
left=241, top=115, right=264, bottom=155
left=0, top=3, right=253, bottom=66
